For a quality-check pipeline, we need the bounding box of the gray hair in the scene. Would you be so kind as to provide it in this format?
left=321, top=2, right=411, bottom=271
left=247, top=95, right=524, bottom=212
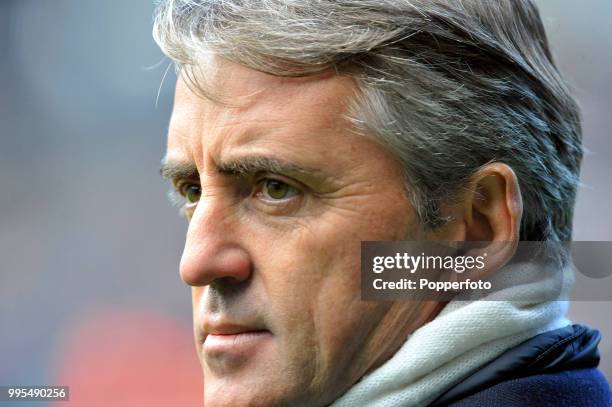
left=153, top=0, right=582, bottom=244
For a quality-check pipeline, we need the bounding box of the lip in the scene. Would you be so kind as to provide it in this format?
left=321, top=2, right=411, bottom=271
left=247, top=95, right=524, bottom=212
left=202, top=321, right=273, bottom=356
left=203, top=329, right=272, bottom=356
left=207, top=322, right=265, bottom=336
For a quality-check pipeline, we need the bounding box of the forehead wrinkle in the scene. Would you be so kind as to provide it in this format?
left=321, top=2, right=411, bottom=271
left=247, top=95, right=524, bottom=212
left=170, top=86, right=239, bottom=176
left=171, top=65, right=360, bottom=182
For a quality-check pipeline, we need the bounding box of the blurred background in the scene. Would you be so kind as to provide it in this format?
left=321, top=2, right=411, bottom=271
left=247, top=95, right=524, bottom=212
left=0, top=0, right=610, bottom=405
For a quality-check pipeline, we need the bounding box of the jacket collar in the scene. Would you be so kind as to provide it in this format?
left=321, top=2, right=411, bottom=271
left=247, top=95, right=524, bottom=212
left=431, top=324, right=601, bottom=406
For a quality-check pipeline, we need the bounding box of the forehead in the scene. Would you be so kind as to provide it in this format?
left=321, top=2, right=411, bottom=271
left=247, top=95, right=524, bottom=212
left=166, top=58, right=360, bottom=167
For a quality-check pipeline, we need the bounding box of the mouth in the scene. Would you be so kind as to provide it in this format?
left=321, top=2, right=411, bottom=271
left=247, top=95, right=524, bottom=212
left=202, top=322, right=273, bottom=357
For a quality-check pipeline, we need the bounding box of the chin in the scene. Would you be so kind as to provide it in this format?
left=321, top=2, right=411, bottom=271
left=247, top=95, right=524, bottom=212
left=203, top=381, right=293, bottom=407
left=199, top=339, right=328, bottom=406
left=202, top=364, right=327, bottom=407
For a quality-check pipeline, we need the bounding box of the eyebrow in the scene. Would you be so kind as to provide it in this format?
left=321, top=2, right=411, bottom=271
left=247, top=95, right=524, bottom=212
left=216, top=156, right=317, bottom=177
left=160, top=157, right=198, bottom=181
left=160, top=155, right=319, bottom=181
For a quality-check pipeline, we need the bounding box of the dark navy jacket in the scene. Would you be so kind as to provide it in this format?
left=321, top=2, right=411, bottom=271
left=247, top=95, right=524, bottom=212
left=430, top=324, right=612, bottom=406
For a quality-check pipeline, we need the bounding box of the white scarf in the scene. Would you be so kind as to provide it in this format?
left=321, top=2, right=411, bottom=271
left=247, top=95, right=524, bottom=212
left=331, top=259, right=574, bottom=407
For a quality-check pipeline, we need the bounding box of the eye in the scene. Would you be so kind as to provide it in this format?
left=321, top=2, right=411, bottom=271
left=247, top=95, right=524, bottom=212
left=256, top=178, right=300, bottom=201
left=178, top=183, right=202, bottom=204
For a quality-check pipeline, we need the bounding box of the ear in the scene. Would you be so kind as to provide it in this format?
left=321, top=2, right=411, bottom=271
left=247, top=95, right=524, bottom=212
left=424, top=162, right=524, bottom=274
left=462, top=162, right=523, bottom=242
left=459, top=162, right=524, bottom=275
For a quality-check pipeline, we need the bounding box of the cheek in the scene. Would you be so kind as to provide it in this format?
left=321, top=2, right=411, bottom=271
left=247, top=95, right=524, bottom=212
left=256, top=208, right=408, bottom=360
left=233, top=191, right=415, bottom=376
left=254, top=193, right=415, bottom=321
left=251, top=224, right=336, bottom=325
left=245, top=219, right=357, bottom=350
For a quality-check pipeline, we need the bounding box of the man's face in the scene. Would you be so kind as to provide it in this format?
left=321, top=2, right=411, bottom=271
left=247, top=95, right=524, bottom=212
left=164, top=59, right=429, bottom=406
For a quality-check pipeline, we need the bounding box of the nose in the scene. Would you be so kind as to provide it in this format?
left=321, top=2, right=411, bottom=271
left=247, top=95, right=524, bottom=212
left=179, top=197, right=253, bottom=287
